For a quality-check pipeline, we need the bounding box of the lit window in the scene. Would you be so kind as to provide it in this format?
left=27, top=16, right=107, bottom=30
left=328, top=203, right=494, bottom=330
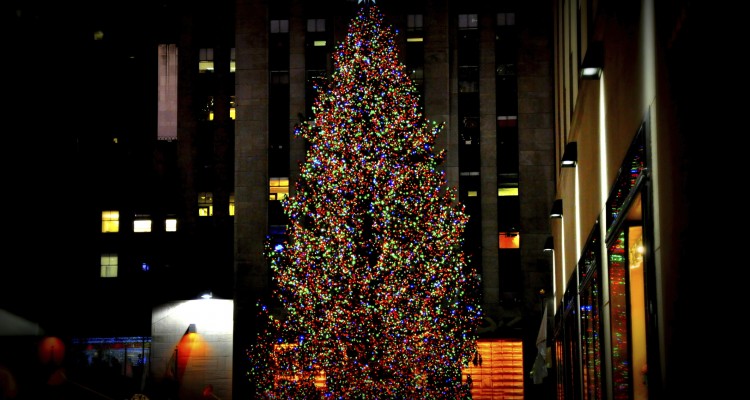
left=269, top=177, right=289, bottom=201
left=458, top=14, right=478, bottom=30
left=307, top=18, right=326, bottom=32
left=203, top=96, right=215, bottom=121
left=229, top=193, right=235, bottom=216
left=406, top=14, right=423, bottom=43
left=468, top=191, right=478, bottom=197
left=134, top=217, right=152, bottom=233
left=499, top=232, right=520, bottom=249
left=498, top=187, right=519, bottom=196
left=101, top=253, right=118, bottom=278
left=230, top=96, right=236, bottom=120
left=497, top=13, right=516, bottom=26
left=102, top=211, right=120, bottom=233
left=199, top=48, right=214, bottom=73
left=165, top=218, right=177, bottom=232
left=270, top=19, right=289, bottom=33
left=199, top=192, right=214, bottom=216
left=230, top=47, right=236, bottom=73
left=463, top=339, right=525, bottom=398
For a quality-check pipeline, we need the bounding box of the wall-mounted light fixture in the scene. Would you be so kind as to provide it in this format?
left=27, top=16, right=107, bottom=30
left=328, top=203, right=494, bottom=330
left=580, top=41, right=603, bottom=80
left=543, top=236, right=554, bottom=252
left=550, top=199, right=563, bottom=218
left=561, top=142, right=577, bottom=167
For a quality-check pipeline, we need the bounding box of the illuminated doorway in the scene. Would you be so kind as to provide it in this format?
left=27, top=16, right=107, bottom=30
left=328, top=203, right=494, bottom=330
left=463, top=338, right=524, bottom=400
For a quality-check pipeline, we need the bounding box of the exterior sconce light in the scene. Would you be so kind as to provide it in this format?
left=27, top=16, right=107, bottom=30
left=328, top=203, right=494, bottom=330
left=550, top=199, right=563, bottom=219
left=580, top=41, right=603, bottom=80
left=543, top=236, right=554, bottom=252
left=561, top=142, right=577, bottom=167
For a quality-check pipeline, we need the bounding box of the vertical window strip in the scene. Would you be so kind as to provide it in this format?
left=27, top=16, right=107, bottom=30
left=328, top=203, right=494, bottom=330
left=199, top=192, right=214, bottom=216
left=269, top=177, right=289, bottom=201
left=199, top=48, right=215, bottom=73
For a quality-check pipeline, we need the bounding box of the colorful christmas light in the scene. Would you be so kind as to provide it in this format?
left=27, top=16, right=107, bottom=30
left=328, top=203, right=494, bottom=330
left=250, top=4, right=482, bottom=398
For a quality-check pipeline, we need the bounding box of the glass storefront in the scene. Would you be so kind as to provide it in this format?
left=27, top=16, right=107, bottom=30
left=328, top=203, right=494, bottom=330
left=555, top=124, right=655, bottom=400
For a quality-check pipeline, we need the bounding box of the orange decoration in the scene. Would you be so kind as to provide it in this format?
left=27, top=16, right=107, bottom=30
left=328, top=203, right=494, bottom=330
left=38, top=336, right=65, bottom=365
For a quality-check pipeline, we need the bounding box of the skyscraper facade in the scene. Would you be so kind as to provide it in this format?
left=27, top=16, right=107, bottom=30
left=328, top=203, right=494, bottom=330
left=8, top=0, right=557, bottom=398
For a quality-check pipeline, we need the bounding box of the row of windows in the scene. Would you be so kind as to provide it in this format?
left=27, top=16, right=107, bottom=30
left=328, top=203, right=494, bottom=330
left=102, top=178, right=290, bottom=233
left=273, top=12, right=515, bottom=35
left=198, top=47, right=236, bottom=74
left=100, top=254, right=160, bottom=278
left=462, top=186, right=519, bottom=197
left=458, top=13, right=516, bottom=29
left=102, top=211, right=179, bottom=233
left=198, top=18, right=329, bottom=73
left=99, top=255, right=156, bottom=277
left=195, top=13, right=515, bottom=74
left=201, top=96, right=237, bottom=121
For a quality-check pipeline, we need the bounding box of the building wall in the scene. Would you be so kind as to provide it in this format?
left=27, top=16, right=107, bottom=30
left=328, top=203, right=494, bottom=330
left=151, top=300, right=234, bottom=400
left=551, top=0, right=702, bottom=398
left=8, top=0, right=559, bottom=397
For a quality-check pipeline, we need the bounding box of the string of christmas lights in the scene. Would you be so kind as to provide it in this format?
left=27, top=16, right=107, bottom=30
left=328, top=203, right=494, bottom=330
left=250, top=5, right=482, bottom=398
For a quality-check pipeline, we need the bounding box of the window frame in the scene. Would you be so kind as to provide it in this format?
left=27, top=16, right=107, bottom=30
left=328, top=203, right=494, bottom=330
left=100, top=253, right=118, bottom=278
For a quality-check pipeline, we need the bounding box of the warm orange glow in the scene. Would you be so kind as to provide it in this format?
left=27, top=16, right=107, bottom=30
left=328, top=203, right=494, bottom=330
left=272, top=344, right=327, bottom=390
left=267, top=339, right=522, bottom=396
left=499, top=232, right=520, bottom=249
left=463, top=338, right=524, bottom=399
left=173, top=332, right=207, bottom=382
left=628, top=225, right=648, bottom=400
left=38, top=336, right=65, bottom=365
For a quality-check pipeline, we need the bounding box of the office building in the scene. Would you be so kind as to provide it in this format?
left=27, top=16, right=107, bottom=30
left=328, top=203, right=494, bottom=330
left=8, top=0, right=713, bottom=398
left=9, top=0, right=555, bottom=398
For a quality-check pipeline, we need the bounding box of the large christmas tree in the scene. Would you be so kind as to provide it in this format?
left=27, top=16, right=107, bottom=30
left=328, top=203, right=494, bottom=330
left=250, top=3, right=482, bottom=398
